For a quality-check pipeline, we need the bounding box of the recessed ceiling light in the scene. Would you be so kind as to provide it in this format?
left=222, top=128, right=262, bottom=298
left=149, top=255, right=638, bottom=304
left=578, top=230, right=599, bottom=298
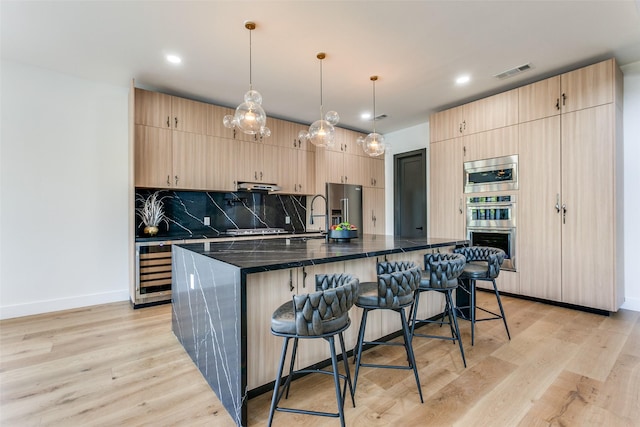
left=456, top=75, right=470, bottom=85
left=361, top=112, right=372, bottom=120
left=166, top=54, right=182, bottom=64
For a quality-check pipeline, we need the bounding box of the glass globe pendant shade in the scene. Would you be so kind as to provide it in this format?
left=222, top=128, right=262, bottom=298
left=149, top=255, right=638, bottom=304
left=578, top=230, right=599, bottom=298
left=363, top=132, right=386, bottom=157
left=308, top=119, right=336, bottom=147
left=234, top=96, right=266, bottom=135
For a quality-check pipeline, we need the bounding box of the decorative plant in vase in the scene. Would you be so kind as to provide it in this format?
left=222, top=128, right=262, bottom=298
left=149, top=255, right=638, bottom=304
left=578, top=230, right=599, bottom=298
left=136, top=191, right=169, bottom=236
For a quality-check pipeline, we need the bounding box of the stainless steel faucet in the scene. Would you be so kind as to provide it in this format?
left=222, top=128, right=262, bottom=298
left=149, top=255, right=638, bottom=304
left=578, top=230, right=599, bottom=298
left=309, top=194, right=328, bottom=231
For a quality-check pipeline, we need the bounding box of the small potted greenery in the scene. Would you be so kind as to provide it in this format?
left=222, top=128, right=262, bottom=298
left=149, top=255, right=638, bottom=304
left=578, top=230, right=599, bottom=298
left=136, top=191, right=169, bottom=236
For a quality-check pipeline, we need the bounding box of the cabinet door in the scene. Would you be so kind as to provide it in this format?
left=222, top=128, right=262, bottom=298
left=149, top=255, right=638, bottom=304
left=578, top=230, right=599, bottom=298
left=275, top=146, right=298, bottom=193
left=519, top=76, right=561, bottom=122
left=297, top=149, right=315, bottom=195
left=208, top=136, right=236, bottom=192
left=363, top=187, right=385, bottom=235
left=134, top=89, right=171, bottom=129
left=134, top=125, right=173, bottom=188
left=429, top=139, right=465, bottom=239
left=207, top=104, right=237, bottom=139
left=325, top=150, right=345, bottom=184
left=561, top=59, right=614, bottom=114
left=518, top=116, right=562, bottom=301
left=463, top=125, right=518, bottom=162
left=430, top=106, right=464, bottom=142
left=172, top=131, right=208, bottom=190
left=561, top=105, right=615, bottom=310
left=171, top=97, right=208, bottom=134
left=246, top=269, right=297, bottom=390
left=365, top=158, right=385, bottom=188
left=463, top=89, right=519, bottom=135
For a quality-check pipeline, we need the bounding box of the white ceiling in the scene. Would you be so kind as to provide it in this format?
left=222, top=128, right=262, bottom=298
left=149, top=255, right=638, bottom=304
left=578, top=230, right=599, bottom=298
left=2, top=1, right=640, bottom=134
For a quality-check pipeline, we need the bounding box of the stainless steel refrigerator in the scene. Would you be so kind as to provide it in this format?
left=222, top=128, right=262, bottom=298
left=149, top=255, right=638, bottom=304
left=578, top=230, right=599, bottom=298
left=326, top=183, right=363, bottom=230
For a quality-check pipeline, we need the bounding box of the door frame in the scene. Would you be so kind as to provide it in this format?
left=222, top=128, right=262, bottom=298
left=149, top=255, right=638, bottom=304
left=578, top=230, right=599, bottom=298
left=394, top=148, right=427, bottom=236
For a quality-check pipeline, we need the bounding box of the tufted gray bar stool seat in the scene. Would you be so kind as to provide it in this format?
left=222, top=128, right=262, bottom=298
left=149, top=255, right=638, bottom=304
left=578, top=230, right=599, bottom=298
left=268, top=273, right=359, bottom=427
left=353, top=261, right=424, bottom=403
left=409, top=252, right=467, bottom=367
left=453, top=246, right=511, bottom=346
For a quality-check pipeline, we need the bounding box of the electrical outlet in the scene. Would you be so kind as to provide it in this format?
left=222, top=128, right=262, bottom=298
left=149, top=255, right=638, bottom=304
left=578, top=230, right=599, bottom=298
left=204, top=216, right=210, bottom=226
left=285, top=216, right=290, bottom=224
left=190, top=274, right=195, bottom=290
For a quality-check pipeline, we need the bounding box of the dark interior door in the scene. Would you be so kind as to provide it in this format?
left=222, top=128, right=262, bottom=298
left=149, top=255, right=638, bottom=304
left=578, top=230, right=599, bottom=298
left=394, top=149, right=427, bottom=237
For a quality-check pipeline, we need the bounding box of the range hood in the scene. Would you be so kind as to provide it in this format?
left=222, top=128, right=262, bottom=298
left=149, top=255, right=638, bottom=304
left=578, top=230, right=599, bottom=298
left=236, top=182, right=281, bottom=192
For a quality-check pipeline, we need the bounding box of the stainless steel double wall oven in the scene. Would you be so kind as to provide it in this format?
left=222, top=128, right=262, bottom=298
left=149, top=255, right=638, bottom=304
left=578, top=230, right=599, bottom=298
left=463, top=155, right=518, bottom=271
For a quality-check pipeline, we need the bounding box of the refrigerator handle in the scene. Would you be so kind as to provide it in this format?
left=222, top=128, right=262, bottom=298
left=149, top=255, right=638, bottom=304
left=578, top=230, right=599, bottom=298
left=340, top=198, right=348, bottom=223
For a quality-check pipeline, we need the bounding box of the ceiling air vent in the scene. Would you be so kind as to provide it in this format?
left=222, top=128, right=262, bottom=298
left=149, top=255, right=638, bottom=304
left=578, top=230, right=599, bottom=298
left=494, top=63, right=532, bottom=79
left=372, top=114, right=387, bottom=121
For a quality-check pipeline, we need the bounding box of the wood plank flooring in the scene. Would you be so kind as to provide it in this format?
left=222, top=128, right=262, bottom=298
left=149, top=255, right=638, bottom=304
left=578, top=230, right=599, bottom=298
left=1, top=293, right=638, bottom=426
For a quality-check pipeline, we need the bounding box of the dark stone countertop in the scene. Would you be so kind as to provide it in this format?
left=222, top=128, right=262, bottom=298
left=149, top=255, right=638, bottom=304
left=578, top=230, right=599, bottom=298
left=175, top=234, right=468, bottom=273
left=135, top=230, right=324, bottom=244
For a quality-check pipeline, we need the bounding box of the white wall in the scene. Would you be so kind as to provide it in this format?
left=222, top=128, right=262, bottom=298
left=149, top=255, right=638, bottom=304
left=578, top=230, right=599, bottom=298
left=0, top=61, right=130, bottom=319
left=621, top=61, right=640, bottom=311
left=384, top=65, right=640, bottom=312
left=383, top=122, right=430, bottom=235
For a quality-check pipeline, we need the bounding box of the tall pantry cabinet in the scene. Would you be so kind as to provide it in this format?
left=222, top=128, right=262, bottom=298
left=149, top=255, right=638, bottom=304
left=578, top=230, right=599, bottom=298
left=518, top=59, right=623, bottom=311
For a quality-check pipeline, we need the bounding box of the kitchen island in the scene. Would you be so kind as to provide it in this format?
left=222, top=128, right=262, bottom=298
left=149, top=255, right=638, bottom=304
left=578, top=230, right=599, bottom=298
left=171, top=234, right=467, bottom=426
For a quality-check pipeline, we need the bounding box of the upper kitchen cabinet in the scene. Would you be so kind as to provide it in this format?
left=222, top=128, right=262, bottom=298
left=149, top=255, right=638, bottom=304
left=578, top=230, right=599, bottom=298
left=135, top=125, right=173, bottom=188
left=519, top=59, right=619, bottom=122
left=430, top=89, right=518, bottom=142
left=519, top=76, right=561, bottom=122
left=135, top=89, right=172, bottom=129
left=134, top=88, right=207, bottom=134
left=463, top=89, right=519, bottom=135
left=276, top=146, right=315, bottom=195
left=463, top=125, right=519, bottom=162
left=272, top=119, right=315, bottom=151
left=560, top=58, right=616, bottom=114
left=430, top=106, right=464, bottom=143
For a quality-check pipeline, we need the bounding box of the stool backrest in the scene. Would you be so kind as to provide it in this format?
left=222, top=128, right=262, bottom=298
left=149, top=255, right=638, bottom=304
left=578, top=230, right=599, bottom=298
left=315, top=272, right=355, bottom=291
left=453, top=246, right=505, bottom=278
left=424, top=252, right=466, bottom=288
left=293, top=274, right=359, bottom=336
left=376, top=262, right=421, bottom=308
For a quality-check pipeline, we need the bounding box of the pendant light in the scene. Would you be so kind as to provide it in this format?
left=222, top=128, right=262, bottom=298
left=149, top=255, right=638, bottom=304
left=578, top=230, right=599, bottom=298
left=357, top=76, right=386, bottom=157
left=298, top=52, right=339, bottom=148
left=223, top=21, right=270, bottom=138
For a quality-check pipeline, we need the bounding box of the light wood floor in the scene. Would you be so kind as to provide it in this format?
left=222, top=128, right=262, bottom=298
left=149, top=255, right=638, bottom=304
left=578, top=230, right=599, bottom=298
left=1, top=293, right=638, bottom=426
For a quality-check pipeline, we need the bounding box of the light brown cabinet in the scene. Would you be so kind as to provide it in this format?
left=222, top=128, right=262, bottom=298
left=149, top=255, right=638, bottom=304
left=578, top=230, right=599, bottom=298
left=519, top=58, right=618, bottom=123
left=276, top=146, right=315, bottom=194
left=134, top=125, right=173, bottom=188
left=364, top=158, right=385, bottom=188
left=135, top=88, right=208, bottom=134
left=463, top=125, right=519, bottom=162
left=363, top=187, right=385, bottom=235
left=428, top=138, right=465, bottom=239
left=516, top=59, right=623, bottom=311
left=429, top=89, right=518, bottom=143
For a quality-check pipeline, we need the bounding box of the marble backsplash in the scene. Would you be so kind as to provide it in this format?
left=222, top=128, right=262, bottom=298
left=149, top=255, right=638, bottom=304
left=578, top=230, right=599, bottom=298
left=135, top=189, right=308, bottom=237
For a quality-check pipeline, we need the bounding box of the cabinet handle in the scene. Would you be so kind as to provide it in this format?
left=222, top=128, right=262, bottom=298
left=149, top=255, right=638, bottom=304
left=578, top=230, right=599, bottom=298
left=289, top=270, right=294, bottom=292
left=459, top=198, right=463, bottom=214
left=294, top=184, right=298, bottom=192
left=555, top=98, right=560, bottom=110
left=293, top=139, right=297, bottom=148
left=562, top=93, right=566, bottom=106
left=344, top=176, right=348, bottom=183
left=166, top=116, right=170, bottom=127
left=555, top=194, right=561, bottom=213
left=298, top=184, right=302, bottom=191
left=174, top=117, right=178, bottom=128
left=463, top=146, right=467, bottom=156
left=562, top=203, right=567, bottom=224
left=341, top=176, right=344, bottom=184
left=167, top=175, right=171, bottom=185
left=233, top=129, right=237, bottom=139
left=459, top=123, right=463, bottom=133
left=174, top=175, right=179, bottom=185
left=260, top=171, right=263, bottom=180
left=463, top=120, right=466, bottom=130
left=302, top=267, right=307, bottom=288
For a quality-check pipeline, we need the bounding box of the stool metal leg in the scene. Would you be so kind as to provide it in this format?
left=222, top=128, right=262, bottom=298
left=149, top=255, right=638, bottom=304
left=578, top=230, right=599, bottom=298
left=445, top=290, right=466, bottom=367
left=492, top=279, right=511, bottom=340
left=328, top=336, right=346, bottom=427
left=283, top=337, right=299, bottom=399
left=338, top=332, right=356, bottom=407
left=399, top=308, right=423, bottom=403
left=268, top=336, right=290, bottom=427
left=470, top=279, right=476, bottom=346
left=353, top=307, right=369, bottom=393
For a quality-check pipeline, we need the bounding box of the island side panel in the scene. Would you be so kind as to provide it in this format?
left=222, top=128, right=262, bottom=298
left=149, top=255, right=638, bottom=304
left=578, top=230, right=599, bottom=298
left=171, top=245, right=244, bottom=426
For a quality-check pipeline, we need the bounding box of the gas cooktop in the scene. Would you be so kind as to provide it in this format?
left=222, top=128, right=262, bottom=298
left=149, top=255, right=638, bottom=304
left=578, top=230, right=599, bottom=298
left=225, top=228, right=288, bottom=236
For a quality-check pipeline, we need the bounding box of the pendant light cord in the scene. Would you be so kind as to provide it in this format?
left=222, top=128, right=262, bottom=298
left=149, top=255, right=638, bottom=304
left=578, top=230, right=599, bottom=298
left=319, top=56, right=324, bottom=120
left=248, top=27, right=253, bottom=91
left=372, top=78, right=377, bottom=133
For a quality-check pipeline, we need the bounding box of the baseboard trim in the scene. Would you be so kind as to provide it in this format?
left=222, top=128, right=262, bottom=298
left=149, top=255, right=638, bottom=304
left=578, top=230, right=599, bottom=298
left=0, top=289, right=130, bottom=320
left=621, top=297, right=640, bottom=312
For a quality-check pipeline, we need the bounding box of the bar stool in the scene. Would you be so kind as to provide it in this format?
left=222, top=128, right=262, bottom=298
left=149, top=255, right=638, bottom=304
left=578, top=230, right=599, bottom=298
left=409, top=252, right=467, bottom=367
left=268, top=273, right=359, bottom=427
left=353, top=261, right=423, bottom=403
left=453, top=246, right=511, bottom=346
